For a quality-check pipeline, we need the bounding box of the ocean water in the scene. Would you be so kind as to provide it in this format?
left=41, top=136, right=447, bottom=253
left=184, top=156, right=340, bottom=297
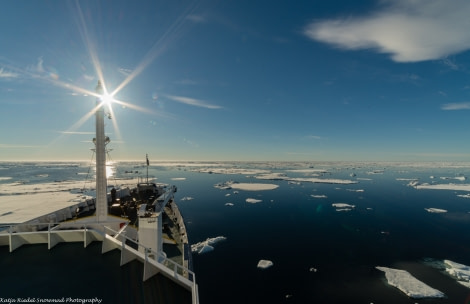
left=1, top=161, right=470, bottom=303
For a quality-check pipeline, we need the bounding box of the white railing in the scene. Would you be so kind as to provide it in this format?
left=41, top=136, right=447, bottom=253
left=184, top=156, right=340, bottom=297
left=0, top=222, right=199, bottom=304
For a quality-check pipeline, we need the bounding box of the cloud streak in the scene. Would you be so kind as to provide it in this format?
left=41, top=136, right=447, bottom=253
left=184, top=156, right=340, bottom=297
left=304, top=0, right=470, bottom=62
left=166, top=95, right=222, bottom=109
left=0, top=68, right=19, bottom=78
left=441, top=102, right=470, bottom=110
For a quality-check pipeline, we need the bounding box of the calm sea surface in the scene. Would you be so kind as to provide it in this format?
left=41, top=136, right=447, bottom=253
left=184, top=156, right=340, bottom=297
left=1, top=162, right=470, bottom=303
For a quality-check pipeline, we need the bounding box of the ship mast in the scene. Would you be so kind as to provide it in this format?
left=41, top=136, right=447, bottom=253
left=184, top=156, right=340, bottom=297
left=94, top=80, right=108, bottom=222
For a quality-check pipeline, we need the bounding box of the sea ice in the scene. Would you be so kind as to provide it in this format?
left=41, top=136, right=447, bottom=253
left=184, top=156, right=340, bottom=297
left=191, top=236, right=226, bottom=254
left=171, top=177, right=186, bottom=181
left=444, top=260, right=470, bottom=287
left=225, top=203, right=234, bottom=206
left=246, top=198, right=263, bottom=204
left=181, top=196, right=194, bottom=201
left=229, top=183, right=279, bottom=191
left=424, top=208, right=447, bottom=213
left=332, top=203, right=355, bottom=211
left=311, top=194, right=327, bottom=198
left=257, top=259, right=273, bottom=269
left=376, top=266, right=445, bottom=298
left=410, top=182, right=470, bottom=191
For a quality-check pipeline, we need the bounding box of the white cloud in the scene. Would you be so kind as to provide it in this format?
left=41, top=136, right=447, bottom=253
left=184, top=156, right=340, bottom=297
left=118, top=67, right=132, bottom=77
left=441, top=102, right=470, bottom=110
left=304, top=0, right=470, bottom=62
left=166, top=95, right=222, bottom=109
left=0, top=68, right=19, bottom=78
left=187, top=15, right=206, bottom=23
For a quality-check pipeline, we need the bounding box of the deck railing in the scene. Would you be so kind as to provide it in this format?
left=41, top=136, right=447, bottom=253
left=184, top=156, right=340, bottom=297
left=0, top=221, right=199, bottom=304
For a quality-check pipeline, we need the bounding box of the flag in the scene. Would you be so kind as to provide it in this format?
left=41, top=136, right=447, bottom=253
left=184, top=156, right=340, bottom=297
left=146, top=154, right=149, bottom=166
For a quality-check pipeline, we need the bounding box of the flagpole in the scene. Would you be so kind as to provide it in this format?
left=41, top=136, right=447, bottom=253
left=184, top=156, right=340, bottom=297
left=146, top=154, right=149, bottom=184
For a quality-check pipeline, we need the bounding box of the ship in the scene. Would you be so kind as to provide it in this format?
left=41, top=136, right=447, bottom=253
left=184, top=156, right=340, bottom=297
left=0, top=81, right=199, bottom=303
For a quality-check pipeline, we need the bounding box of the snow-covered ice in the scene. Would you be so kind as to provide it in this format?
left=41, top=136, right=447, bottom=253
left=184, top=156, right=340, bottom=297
left=410, top=182, right=470, bottom=191
left=225, top=203, right=234, bottom=206
left=444, top=260, right=470, bottom=288
left=191, top=236, right=226, bottom=254
left=246, top=198, right=263, bottom=204
left=230, top=183, right=279, bottom=191
left=424, top=208, right=447, bottom=213
left=311, top=194, right=327, bottom=199
left=332, top=203, right=355, bottom=211
left=257, top=259, right=273, bottom=269
left=181, top=196, right=194, bottom=201
left=376, top=266, right=445, bottom=298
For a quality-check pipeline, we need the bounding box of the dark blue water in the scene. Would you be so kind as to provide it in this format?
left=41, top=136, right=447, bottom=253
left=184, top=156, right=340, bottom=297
left=2, top=162, right=470, bottom=303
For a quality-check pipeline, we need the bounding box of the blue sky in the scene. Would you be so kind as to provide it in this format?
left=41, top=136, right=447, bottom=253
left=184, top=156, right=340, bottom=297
left=2, top=0, right=470, bottom=162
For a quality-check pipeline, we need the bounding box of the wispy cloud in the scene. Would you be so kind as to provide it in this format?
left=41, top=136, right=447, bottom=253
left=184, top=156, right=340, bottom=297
left=187, top=14, right=206, bottom=23
left=0, top=144, right=41, bottom=148
left=0, top=68, right=19, bottom=78
left=304, top=0, right=470, bottom=62
left=306, top=135, right=322, bottom=140
left=118, top=67, right=133, bottom=77
left=59, top=131, right=95, bottom=135
left=166, top=95, right=222, bottom=109
left=441, top=102, right=470, bottom=110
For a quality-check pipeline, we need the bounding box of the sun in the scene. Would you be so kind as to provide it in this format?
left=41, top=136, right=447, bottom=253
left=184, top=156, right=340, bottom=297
left=101, top=92, right=115, bottom=107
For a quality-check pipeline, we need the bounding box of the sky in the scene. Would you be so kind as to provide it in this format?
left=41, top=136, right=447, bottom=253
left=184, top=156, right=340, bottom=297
left=2, top=0, right=470, bottom=162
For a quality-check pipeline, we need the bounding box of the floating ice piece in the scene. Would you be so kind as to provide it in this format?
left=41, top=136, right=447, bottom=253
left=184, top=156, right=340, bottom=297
left=230, top=183, right=279, bottom=191
left=246, top=198, right=262, bottom=204
left=376, top=266, right=445, bottom=298
left=287, top=177, right=357, bottom=185
left=440, top=176, right=466, bottom=181
left=311, top=194, right=327, bottom=198
left=225, top=193, right=231, bottom=197
left=309, top=267, right=318, bottom=272
left=444, top=260, right=470, bottom=288
left=457, top=194, right=470, bottom=198
left=347, top=189, right=364, bottom=192
left=332, top=203, right=355, bottom=212
left=225, top=203, right=234, bottom=206
left=410, top=182, right=470, bottom=191
left=171, top=177, right=186, bottom=181
left=257, top=259, right=273, bottom=269
left=191, top=236, right=226, bottom=254
left=424, top=208, right=447, bottom=213
left=181, top=196, right=194, bottom=201
left=255, top=173, right=287, bottom=180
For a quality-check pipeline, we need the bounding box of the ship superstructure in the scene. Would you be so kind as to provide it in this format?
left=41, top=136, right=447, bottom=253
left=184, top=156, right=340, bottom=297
left=0, top=81, right=198, bottom=303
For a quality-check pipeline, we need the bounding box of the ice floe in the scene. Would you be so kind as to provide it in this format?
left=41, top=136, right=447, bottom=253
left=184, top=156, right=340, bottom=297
left=246, top=198, right=263, bottom=204
left=457, top=194, right=470, bottom=198
left=191, top=236, right=226, bottom=254
left=444, top=260, right=470, bottom=288
left=440, top=176, right=466, bottom=181
left=225, top=203, right=234, bottom=206
left=332, top=203, right=355, bottom=211
left=257, top=259, right=273, bottom=269
left=376, top=266, right=445, bottom=298
left=409, top=181, right=470, bottom=191
left=229, top=183, right=279, bottom=191
left=181, top=196, right=194, bottom=201
left=311, top=194, right=327, bottom=199
left=171, top=177, right=186, bottom=181
left=424, top=208, right=447, bottom=213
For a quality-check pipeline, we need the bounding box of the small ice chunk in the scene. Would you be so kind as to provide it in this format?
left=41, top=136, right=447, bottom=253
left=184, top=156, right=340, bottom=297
left=181, top=196, right=194, bottom=201
left=376, top=266, right=445, bottom=298
left=257, top=259, right=273, bottom=269
left=225, top=193, right=231, bottom=197
left=311, top=194, right=327, bottom=198
left=444, top=260, right=470, bottom=287
left=246, top=198, right=262, bottom=204
left=332, top=203, right=355, bottom=209
left=225, top=202, right=234, bottom=206
left=191, top=236, right=226, bottom=254
left=424, top=208, right=447, bottom=213
left=309, top=267, right=318, bottom=272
